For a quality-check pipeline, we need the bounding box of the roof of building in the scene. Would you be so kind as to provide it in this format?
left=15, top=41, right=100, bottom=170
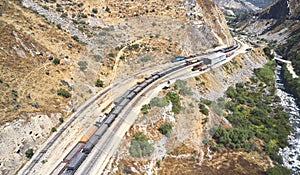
left=206, top=52, right=226, bottom=60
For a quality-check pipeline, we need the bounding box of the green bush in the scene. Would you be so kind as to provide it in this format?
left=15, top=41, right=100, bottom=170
left=51, top=127, right=57, bottom=132
left=263, top=47, right=274, bottom=59
left=141, top=104, right=151, bottom=114
left=92, top=8, right=98, bottom=14
left=129, top=132, right=154, bottom=157
left=57, top=88, right=71, bottom=98
left=266, top=165, right=291, bottom=175
left=174, top=80, right=193, bottom=96
left=158, top=122, right=173, bottom=136
left=59, top=117, right=64, bottom=123
left=95, top=79, right=104, bottom=87
left=78, top=61, right=88, bottom=71
left=53, top=58, right=60, bottom=65
left=254, top=61, right=276, bottom=85
left=199, top=103, right=209, bottom=115
left=25, top=148, right=34, bottom=159
left=150, top=97, right=168, bottom=107
left=72, top=35, right=79, bottom=42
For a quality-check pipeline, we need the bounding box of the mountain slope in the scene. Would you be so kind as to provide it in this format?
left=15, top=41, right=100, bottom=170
left=0, top=0, right=234, bottom=174
left=213, top=0, right=275, bottom=11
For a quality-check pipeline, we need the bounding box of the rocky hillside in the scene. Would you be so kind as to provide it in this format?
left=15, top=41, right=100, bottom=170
left=213, top=0, right=275, bottom=12
left=0, top=0, right=234, bottom=174
left=242, top=0, right=300, bottom=43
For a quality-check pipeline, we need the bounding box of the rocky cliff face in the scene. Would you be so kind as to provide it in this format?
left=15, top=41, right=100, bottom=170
left=260, top=0, right=300, bottom=19
left=243, top=0, right=300, bottom=43
left=0, top=0, right=234, bottom=174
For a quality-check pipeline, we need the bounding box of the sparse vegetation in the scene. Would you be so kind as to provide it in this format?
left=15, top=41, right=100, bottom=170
left=129, top=132, right=154, bottom=157
left=57, top=88, right=71, bottom=98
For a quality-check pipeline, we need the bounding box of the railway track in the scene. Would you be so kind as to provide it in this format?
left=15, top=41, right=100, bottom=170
left=22, top=42, right=241, bottom=175
left=80, top=80, right=155, bottom=175
left=19, top=61, right=178, bottom=175
left=20, top=87, right=112, bottom=175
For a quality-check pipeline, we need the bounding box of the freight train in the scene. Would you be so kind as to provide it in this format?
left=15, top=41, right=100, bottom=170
left=51, top=44, right=239, bottom=175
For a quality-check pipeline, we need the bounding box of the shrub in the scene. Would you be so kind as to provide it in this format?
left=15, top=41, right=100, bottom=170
left=141, top=104, right=151, bottom=114
left=56, top=24, right=61, bottom=29
left=25, top=148, right=34, bottom=159
left=72, top=35, right=79, bottom=42
left=53, top=58, right=60, bottom=65
left=95, top=79, right=104, bottom=87
left=57, top=88, right=71, bottom=98
left=51, top=127, right=57, bottom=132
left=59, top=117, right=64, bottom=123
left=266, top=165, right=292, bottom=175
left=263, top=47, right=274, bottom=59
left=150, top=97, right=168, bottom=107
left=174, top=80, right=192, bottom=96
left=77, top=61, right=88, bottom=71
left=158, top=122, right=173, bottom=136
left=129, top=132, right=154, bottom=157
left=92, top=8, right=98, bottom=14
left=199, top=103, right=209, bottom=115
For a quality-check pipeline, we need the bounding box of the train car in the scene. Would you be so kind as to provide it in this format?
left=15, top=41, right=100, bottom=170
left=119, top=98, right=130, bottom=107
left=152, top=74, right=160, bottom=80
left=79, top=125, right=98, bottom=143
left=95, top=125, right=109, bottom=137
left=186, top=59, right=198, bottom=65
left=192, top=63, right=203, bottom=71
left=137, top=80, right=145, bottom=85
left=63, top=142, right=86, bottom=163
left=104, top=114, right=117, bottom=126
left=133, top=86, right=143, bottom=94
left=171, top=56, right=185, bottom=63
left=83, top=134, right=99, bottom=154
left=50, top=162, right=67, bottom=175
left=138, top=81, right=148, bottom=88
left=226, top=52, right=234, bottom=57
left=144, top=78, right=154, bottom=85
left=114, top=96, right=124, bottom=105
left=66, top=152, right=87, bottom=171
left=111, top=106, right=123, bottom=116
left=127, top=91, right=136, bottom=100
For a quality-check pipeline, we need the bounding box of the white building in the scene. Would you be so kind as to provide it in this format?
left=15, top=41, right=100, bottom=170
left=203, top=52, right=226, bottom=65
